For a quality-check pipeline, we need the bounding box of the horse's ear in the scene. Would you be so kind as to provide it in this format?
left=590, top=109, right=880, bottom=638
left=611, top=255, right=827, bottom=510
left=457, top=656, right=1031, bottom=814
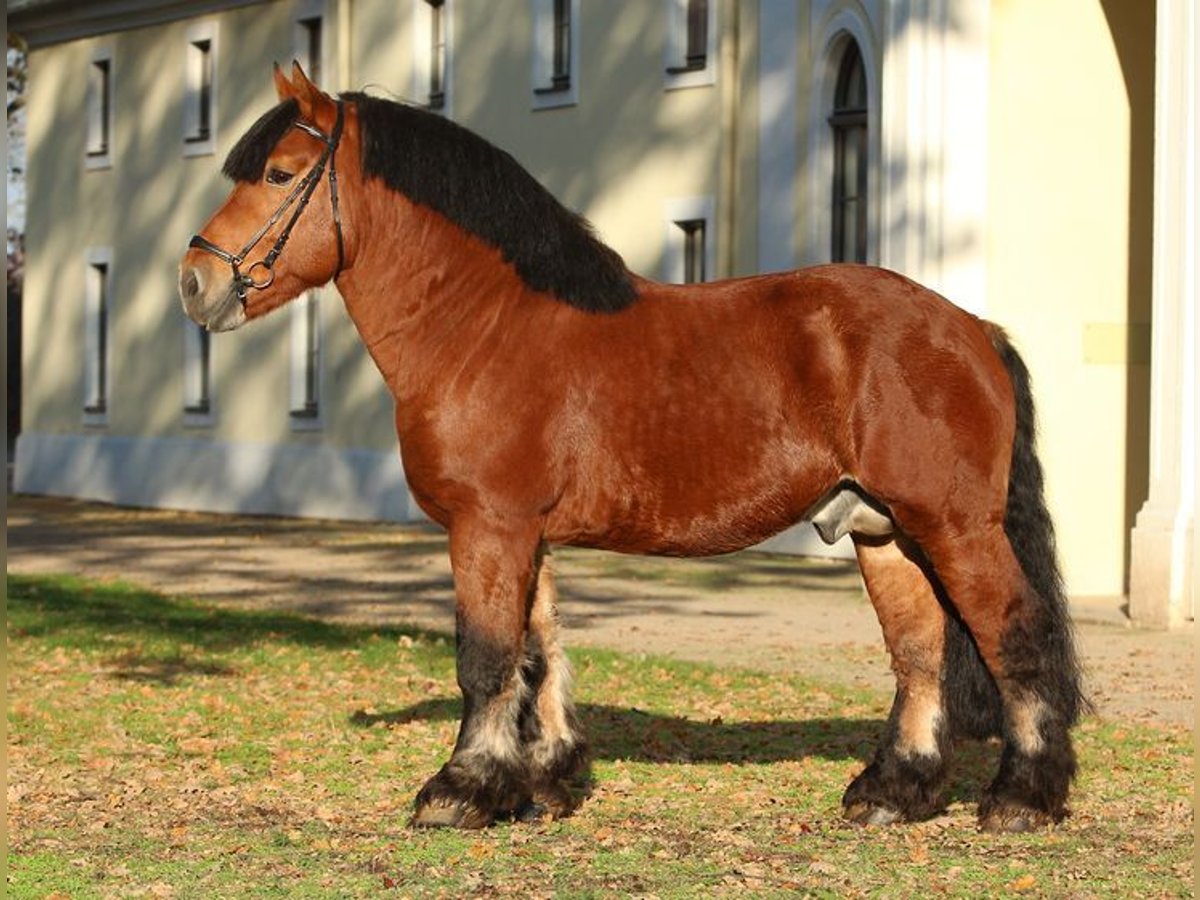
left=273, top=62, right=294, bottom=101
left=288, top=60, right=335, bottom=126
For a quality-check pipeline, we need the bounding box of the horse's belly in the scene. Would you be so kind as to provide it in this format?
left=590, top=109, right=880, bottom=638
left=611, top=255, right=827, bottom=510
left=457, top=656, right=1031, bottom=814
left=546, top=461, right=823, bottom=557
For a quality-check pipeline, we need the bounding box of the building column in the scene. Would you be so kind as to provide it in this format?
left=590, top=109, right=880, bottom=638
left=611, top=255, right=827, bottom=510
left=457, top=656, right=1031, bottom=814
left=1129, top=0, right=1196, bottom=628
left=879, top=0, right=989, bottom=315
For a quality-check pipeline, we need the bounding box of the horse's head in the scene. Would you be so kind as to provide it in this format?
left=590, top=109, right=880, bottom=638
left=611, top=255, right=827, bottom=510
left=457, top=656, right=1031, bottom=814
left=179, top=63, right=349, bottom=331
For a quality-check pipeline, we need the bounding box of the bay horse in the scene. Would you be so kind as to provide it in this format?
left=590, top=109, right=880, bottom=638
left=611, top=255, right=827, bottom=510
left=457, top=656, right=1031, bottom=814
left=180, top=64, right=1084, bottom=833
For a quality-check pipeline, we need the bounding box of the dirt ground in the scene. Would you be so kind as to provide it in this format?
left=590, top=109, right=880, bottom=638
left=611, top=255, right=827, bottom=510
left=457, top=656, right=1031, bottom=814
left=6, top=494, right=1195, bottom=729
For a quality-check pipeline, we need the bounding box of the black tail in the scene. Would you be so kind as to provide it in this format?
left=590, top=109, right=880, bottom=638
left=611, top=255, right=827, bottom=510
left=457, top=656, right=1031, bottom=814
left=938, top=326, right=1089, bottom=741
left=987, top=325, right=1088, bottom=727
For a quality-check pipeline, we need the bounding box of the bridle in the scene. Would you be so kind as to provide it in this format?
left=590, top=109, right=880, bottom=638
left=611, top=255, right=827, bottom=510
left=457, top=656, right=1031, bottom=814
left=189, top=100, right=345, bottom=300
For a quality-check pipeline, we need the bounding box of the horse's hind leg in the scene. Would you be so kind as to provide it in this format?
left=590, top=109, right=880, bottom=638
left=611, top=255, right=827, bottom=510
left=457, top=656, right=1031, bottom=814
left=845, top=535, right=952, bottom=824
left=916, top=522, right=1081, bottom=832
left=412, top=518, right=542, bottom=828
left=517, top=552, right=588, bottom=819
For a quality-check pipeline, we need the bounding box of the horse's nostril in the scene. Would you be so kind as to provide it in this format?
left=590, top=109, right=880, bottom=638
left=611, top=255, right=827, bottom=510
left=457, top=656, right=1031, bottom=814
left=180, top=268, right=202, bottom=301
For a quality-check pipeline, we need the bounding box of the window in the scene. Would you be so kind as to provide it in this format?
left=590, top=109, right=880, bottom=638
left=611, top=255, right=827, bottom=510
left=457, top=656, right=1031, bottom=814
left=85, top=51, right=113, bottom=168
left=428, top=0, right=448, bottom=110
left=83, top=250, right=112, bottom=421
left=665, top=0, right=716, bottom=89
left=829, top=40, right=867, bottom=263
left=663, top=197, right=714, bottom=283
left=290, top=291, right=322, bottom=426
left=294, top=2, right=325, bottom=86
left=413, top=0, right=452, bottom=114
left=183, top=22, right=217, bottom=156
left=532, top=0, right=578, bottom=107
left=183, top=323, right=212, bottom=419
left=677, top=220, right=707, bottom=283
left=669, top=0, right=707, bottom=72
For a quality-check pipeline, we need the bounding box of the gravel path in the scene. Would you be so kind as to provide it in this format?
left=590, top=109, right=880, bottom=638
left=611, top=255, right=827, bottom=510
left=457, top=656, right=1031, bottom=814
left=7, top=494, right=1193, bottom=728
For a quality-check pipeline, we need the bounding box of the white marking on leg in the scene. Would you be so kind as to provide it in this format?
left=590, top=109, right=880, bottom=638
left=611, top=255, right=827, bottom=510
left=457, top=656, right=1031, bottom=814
left=895, top=684, right=943, bottom=759
left=458, top=665, right=528, bottom=769
left=527, top=558, right=582, bottom=773
left=1009, top=694, right=1046, bottom=756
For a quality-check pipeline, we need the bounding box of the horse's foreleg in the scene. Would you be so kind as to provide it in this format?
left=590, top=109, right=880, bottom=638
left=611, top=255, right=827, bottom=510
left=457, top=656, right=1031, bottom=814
left=845, top=535, right=949, bottom=824
left=519, top=552, right=588, bottom=819
left=412, top=518, right=541, bottom=829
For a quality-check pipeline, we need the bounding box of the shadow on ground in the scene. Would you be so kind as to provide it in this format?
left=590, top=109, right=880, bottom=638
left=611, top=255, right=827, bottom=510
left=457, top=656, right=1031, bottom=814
left=353, top=698, right=1002, bottom=810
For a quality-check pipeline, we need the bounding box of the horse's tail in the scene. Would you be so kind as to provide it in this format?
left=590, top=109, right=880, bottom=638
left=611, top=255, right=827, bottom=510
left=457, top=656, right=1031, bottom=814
left=941, top=324, right=1088, bottom=739
left=990, top=324, right=1087, bottom=722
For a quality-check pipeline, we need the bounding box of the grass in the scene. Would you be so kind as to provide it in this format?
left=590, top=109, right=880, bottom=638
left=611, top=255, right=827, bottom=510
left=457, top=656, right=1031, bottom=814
left=6, top=572, right=1194, bottom=898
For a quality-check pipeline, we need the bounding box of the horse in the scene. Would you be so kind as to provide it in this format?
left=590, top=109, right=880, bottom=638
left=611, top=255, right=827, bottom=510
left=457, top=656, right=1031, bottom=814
left=180, top=63, right=1085, bottom=833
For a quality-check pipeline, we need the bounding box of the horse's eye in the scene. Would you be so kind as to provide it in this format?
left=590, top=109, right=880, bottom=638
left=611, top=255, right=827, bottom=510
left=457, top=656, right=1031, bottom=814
left=265, top=167, right=294, bottom=186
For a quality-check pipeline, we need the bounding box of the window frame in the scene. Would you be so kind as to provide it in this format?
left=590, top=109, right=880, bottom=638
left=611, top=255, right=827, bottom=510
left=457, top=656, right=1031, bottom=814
left=183, top=321, right=214, bottom=425
left=663, top=197, right=715, bottom=284
left=293, top=2, right=327, bottom=88
left=182, top=21, right=218, bottom=157
left=806, top=17, right=880, bottom=268
left=83, top=248, right=113, bottom=426
left=413, top=0, right=452, bottom=114
left=664, top=0, right=717, bottom=90
left=289, top=289, right=324, bottom=429
left=532, top=0, right=579, bottom=109
left=828, top=40, right=868, bottom=264
left=85, top=47, right=114, bottom=170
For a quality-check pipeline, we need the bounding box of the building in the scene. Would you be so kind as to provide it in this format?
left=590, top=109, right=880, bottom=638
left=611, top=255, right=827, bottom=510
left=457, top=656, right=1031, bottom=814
left=9, top=0, right=1195, bottom=626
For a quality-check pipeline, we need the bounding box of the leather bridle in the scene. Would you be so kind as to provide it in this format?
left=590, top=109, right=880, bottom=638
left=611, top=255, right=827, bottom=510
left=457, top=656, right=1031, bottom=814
left=189, top=100, right=345, bottom=300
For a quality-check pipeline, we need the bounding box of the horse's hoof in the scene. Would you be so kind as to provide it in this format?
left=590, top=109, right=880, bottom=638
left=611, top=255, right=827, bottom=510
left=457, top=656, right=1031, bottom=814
left=843, top=801, right=902, bottom=827
left=514, top=800, right=551, bottom=823
left=411, top=795, right=494, bottom=829
left=531, top=781, right=578, bottom=819
left=978, top=803, right=1055, bottom=834
left=411, top=772, right=497, bottom=829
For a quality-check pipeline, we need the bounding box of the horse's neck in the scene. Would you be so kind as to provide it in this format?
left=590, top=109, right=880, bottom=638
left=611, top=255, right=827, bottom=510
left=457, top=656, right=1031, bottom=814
left=334, top=187, right=530, bottom=403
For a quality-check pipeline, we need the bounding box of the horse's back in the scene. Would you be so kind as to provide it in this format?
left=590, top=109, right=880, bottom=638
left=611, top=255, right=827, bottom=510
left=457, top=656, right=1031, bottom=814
left=542, top=264, right=1011, bottom=554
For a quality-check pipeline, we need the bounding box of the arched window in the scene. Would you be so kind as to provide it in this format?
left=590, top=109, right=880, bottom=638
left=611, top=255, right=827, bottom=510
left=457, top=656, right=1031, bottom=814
left=829, top=40, right=868, bottom=263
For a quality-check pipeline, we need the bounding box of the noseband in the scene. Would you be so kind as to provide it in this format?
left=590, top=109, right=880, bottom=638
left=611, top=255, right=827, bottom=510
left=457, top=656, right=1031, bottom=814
left=189, top=100, right=345, bottom=300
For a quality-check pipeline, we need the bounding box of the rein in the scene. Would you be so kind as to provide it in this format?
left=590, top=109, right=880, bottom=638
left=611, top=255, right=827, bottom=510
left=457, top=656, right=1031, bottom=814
left=189, top=100, right=345, bottom=300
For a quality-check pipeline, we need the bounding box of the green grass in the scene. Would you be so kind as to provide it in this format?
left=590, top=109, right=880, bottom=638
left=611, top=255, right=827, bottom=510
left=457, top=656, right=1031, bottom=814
left=6, top=573, right=1194, bottom=898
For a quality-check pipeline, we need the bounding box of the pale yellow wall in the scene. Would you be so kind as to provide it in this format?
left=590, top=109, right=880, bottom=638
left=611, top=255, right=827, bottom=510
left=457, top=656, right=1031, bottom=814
left=23, top=0, right=736, bottom=457
left=427, top=0, right=727, bottom=278
left=23, top=2, right=397, bottom=452
left=986, top=0, right=1154, bottom=596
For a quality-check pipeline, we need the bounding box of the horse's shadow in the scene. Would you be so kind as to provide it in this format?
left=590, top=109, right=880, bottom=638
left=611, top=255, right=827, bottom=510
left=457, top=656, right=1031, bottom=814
left=352, top=698, right=1001, bottom=807
left=352, top=697, right=879, bottom=765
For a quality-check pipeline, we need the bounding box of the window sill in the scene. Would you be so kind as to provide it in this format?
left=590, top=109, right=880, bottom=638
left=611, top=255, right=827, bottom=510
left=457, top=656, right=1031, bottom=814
left=182, top=133, right=215, bottom=158
left=289, top=409, right=324, bottom=432
left=82, top=408, right=109, bottom=428
left=532, top=81, right=577, bottom=111
left=183, top=408, right=215, bottom=429
left=664, top=60, right=715, bottom=92
left=85, top=151, right=112, bottom=171
left=534, top=78, right=571, bottom=95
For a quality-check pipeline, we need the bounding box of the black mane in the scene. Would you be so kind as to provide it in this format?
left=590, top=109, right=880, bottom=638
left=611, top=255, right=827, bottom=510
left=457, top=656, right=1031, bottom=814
left=221, top=93, right=636, bottom=312
left=346, top=92, right=636, bottom=313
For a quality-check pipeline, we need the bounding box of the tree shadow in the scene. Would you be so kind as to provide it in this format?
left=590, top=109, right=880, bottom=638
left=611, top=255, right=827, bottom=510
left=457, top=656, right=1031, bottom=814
left=103, top=649, right=239, bottom=686
left=7, top=572, right=449, bottom=652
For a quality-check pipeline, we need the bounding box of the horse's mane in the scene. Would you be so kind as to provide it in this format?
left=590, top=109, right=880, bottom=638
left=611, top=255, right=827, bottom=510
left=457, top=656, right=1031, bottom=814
left=222, top=94, right=637, bottom=313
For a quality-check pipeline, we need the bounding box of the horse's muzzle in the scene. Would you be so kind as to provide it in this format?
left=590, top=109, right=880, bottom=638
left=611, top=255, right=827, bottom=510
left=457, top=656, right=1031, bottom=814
left=179, top=264, right=247, bottom=332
